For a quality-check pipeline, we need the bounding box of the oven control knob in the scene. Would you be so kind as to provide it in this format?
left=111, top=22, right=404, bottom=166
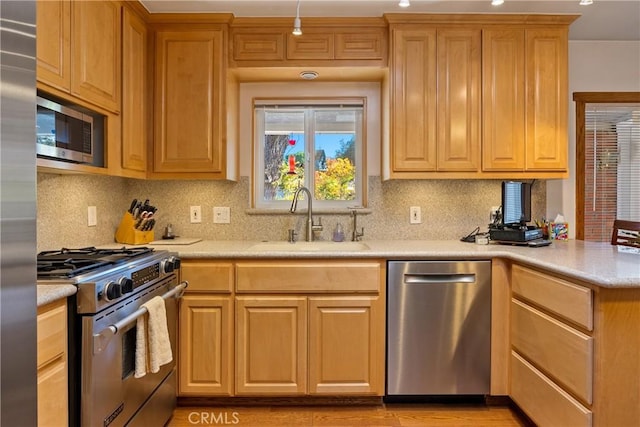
left=171, top=257, right=181, bottom=271
left=161, top=259, right=174, bottom=273
left=103, top=281, right=122, bottom=301
left=119, top=277, right=134, bottom=294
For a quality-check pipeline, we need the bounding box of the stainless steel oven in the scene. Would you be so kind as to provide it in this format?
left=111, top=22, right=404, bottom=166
left=37, top=247, right=185, bottom=427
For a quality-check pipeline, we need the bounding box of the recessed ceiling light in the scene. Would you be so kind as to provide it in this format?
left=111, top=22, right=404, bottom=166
left=299, top=71, right=319, bottom=80
left=491, top=0, right=504, bottom=5
left=579, top=0, right=593, bottom=5
left=399, top=0, right=410, bottom=8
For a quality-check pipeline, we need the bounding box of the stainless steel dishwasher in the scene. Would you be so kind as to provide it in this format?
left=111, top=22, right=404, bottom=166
left=386, top=260, right=492, bottom=398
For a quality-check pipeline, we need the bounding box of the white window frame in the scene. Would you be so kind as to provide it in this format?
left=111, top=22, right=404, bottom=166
left=253, top=98, right=365, bottom=210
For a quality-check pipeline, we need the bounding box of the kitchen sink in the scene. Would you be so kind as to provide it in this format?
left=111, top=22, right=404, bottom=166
left=248, top=241, right=370, bottom=252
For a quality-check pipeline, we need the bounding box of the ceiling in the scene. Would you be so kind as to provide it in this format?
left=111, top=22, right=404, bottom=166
left=139, top=0, right=640, bottom=41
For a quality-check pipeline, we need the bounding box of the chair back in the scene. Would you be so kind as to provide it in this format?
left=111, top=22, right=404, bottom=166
left=611, top=219, right=640, bottom=247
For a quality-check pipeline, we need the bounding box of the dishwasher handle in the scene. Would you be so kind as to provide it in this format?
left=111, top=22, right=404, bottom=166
left=404, top=273, right=476, bottom=284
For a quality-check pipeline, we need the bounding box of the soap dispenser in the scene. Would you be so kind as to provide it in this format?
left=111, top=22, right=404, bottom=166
left=332, top=223, right=345, bottom=242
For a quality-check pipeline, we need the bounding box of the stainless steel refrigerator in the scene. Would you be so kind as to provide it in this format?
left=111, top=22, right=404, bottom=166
left=0, top=1, right=37, bottom=425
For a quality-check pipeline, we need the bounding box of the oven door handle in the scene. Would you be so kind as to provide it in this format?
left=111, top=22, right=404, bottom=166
left=92, top=281, right=188, bottom=354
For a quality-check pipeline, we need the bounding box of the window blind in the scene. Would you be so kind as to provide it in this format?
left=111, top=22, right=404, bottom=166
left=584, top=104, right=640, bottom=242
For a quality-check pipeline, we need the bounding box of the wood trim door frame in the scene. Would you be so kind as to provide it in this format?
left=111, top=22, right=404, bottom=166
left=572, top=92, right=640, bottom=240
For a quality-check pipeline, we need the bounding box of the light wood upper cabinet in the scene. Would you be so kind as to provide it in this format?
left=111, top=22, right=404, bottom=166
left=36, top=0, right=121, bottom=113
left=390, top=26, right=480, bottom=174
left=390, top=27, right=437, bottom=172
left=482, top=29, right=526, bottom=171
left=483, top=27, right=568, bottom=172
left=525, top=28, right=568, bottom=171
left=385, top=14, right=576, bottom=179
left=230, top=18, right=387, bottom=67
left=153, top=29, right=226, bottom=177
left=436, top=29, right=481, bottom=171
left=37, top=299, right=68, bottom=427
left=70, top=0, right=121, bottom=113
left=121, top=6, right=147, bottom=175
left=36, top=0, right=71, bottom=92
left=287, top=31, right=334, bottom=60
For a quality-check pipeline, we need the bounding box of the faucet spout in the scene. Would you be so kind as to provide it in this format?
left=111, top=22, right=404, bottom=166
left=289, top=187, right=321, bottom=241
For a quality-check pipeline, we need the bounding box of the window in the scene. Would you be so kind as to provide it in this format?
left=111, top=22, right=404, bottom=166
left=574, top=92, right=640, bottom=241
left=253, top=100, right=364, bottom=209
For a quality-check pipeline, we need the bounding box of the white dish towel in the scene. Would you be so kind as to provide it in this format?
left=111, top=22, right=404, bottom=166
left=135, top=296, right=173, bottom=378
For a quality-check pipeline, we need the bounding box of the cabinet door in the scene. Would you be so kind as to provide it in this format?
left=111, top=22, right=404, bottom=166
left=70, top=0, right=121, bottom=112
left=436, top=29, right=481, bottom=171
left=121, top=7, right=147, bottom=173
left=178, top=295, right=233, bottom=396
left=37, top=300, right=67, bottom=427
left=286, top=31, right=334, bottom=60
left=36, top=0, right=71, bottom=91
left=525, top=28, right=568, bottom=171
left=482, top=29, right=525, bottom=171
left=236, top=297, right=307, bottom=395
left=308, top=296, right=384, bottom=395
left=154, top=30, right=225, bottom=174
left=335, top=30, right=385, bottom=60
left=390, top=27, right=437, bottom=172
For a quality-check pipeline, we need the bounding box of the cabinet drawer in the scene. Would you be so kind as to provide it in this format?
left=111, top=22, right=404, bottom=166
left=37, top=300, right=67, bottom=368
left=181, top=261, right=233, bottom=292
left=512, top=264, right=593, bottom=330
left=236, top=260, right=382, bottom=293
left=511, top=299, right=593, bottom=404
left=511, top=351, right=592, bottom=427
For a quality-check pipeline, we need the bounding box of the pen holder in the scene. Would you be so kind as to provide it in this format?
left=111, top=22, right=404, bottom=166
left=115, top=212, right=154, bottom=245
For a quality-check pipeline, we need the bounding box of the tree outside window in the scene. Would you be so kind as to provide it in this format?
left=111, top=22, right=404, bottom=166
left=254, top=104, right=364, bottom=209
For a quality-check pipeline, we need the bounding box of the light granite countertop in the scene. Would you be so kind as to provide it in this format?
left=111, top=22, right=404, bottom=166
left=37, top=284, right=77, bottom=307
left=159, top=239, right=640, bottom=288
left=39, top=239, right=640, bottom=306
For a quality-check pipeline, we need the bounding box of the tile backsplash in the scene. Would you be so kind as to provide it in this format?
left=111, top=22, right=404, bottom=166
left=37, top=173, right=546, bottom=251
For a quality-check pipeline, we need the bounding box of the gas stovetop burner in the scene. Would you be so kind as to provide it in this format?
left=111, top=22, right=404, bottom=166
left=37, top=246, right=154, bottom=279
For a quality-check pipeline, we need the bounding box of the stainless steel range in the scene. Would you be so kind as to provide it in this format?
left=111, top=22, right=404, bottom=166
left=37, top=247, right=186, bottom=427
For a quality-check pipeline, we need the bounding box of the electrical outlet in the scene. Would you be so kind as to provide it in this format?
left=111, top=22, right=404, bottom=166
left=410, top=206, right=422, bottom=224
left=213, top=206, right=230, bottom=224
left=87, top=206, right=97, bottom=227
left=190, top=206, right=202, bottom=223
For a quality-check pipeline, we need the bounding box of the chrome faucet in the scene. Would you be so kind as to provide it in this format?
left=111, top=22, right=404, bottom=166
left=289, top=187, right=323, bottom=241
left=351, top=209, right=365, bottom=241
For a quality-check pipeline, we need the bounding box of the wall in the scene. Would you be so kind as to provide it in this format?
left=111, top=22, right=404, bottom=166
left=546, top=40, right=640, bottom=238
left=37, top=173, right=130, bottom=251
left=37, top=172, right=546, bottom=250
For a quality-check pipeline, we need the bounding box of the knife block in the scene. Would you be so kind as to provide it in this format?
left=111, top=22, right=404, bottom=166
left=115, top=212, right=154, bottom=245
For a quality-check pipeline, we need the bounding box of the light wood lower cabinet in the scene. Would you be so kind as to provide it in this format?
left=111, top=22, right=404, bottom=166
left=511, top=351, right=592, bottom=427
left=178, top=259, right=385, bottom=397
left=37, top=299, right=68, bottom=427
left=179, top=295, right=233, bottom=396
left=308, top=296, right=384, bottom=395
left=511, top=265, right=593, bottom=426
left=235, top=294, right=384, bottom=396
left=178, top=260, right=234, bottom=396
left=235, top=297, right=308, bottom=395
left=508, top=264, right=640, bottom=427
